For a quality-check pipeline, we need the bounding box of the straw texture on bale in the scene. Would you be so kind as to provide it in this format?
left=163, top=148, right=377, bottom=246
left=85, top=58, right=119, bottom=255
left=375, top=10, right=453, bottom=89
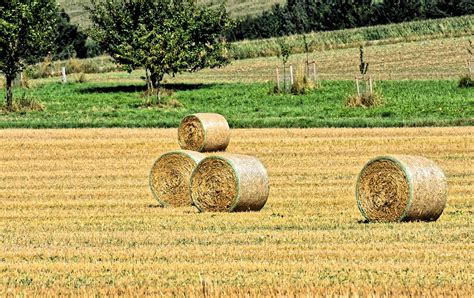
left=356, top=155, right=448, bottom=222
left=178, top=113, right=230, bottom=152
left=191, top=154, right=270, bottom=212
left=149, top=150, right=205, bottom=207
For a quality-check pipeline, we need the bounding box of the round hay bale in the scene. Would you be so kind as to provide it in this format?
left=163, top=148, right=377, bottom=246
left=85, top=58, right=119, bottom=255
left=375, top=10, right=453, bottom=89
left=356, top=155, right=448, bottom=222
left=149, top=150, right=205, bottom=207
left=178, top=113, right=230, bottom=152
left=191, top=154, right=270, bottom=212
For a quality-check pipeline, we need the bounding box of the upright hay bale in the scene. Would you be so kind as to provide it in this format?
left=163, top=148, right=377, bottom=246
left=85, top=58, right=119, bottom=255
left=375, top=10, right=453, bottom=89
left=356, top=155, right=448, bottom=222
left=178, top=113, right=230, bottom=152
left=149, top=150, right=205, bottom=207
left=191, top=154, right=270, bottom=212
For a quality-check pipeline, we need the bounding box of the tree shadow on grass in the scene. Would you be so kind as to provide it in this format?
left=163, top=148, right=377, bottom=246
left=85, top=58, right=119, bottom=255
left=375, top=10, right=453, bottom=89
left=79, top=83, right=214, bottom=94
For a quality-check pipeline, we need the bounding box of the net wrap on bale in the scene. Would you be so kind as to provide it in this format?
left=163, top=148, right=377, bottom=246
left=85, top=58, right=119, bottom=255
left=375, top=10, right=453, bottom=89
left=356, top=155, right=448, bottom=222
left=149, top=150, right=205, bottom=207
left=178, top=113, right=230, bottom=152
left=191, top=153, right=270, bottom=212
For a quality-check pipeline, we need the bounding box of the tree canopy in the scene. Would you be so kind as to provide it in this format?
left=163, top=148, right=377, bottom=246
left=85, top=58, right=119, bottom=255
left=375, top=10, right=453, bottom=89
left=87, top=0, right=233, bottom=103
left=54, top=9, right=88, bottom=60
left=0, top=0, right=59, bottom=110
left=227, top=0, right=474, bottom=41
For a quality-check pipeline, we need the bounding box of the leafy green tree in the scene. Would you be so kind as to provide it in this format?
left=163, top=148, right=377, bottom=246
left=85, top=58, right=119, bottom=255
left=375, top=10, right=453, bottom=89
left=54, top=9, right=88, bottom=60
left=87, top=0, right=232, bottom=104
left=0, top=0, right=59, bottom=110
left=376, top=0, right=426, bottom=23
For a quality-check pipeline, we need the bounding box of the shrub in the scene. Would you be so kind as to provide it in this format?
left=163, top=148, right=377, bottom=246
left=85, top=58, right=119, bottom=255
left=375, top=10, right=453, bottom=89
left=20, top=72, right=30, bottom=88
left=76, top=73, right=87, bottom=84
left=1, top=93, right=44, bottom=112
left=458, top=75, right=473, bottom=88
left=346, top=92, right=383, bottom=107
left=27, top=56, right=116, bottom=79
left=291, top=75, right=317, bottom=95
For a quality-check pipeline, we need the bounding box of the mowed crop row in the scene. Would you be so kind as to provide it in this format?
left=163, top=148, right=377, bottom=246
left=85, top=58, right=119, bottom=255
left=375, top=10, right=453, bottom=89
left=231, top=15, right=474, bottom=59
left=0, top=127, right=473, bottom=295
left=27, top=35, right=472, bottom=87
left=170, top=36, right=473, bottom=83
left=63, top=35, right=471, bottom=86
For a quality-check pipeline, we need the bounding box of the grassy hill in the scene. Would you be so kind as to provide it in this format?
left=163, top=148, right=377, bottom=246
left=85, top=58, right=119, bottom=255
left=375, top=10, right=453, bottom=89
left=57, top=0, right=285, bottom=27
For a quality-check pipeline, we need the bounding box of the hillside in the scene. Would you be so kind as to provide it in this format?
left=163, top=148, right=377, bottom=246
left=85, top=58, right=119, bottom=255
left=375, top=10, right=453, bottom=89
left=57, top=0, right=285, bottom=27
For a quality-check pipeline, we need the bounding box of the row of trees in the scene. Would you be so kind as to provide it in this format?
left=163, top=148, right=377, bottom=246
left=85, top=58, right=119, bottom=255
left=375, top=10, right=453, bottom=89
left=227, top=0, right=474, bottom=41
left=1, top=0, right=232, bottom=110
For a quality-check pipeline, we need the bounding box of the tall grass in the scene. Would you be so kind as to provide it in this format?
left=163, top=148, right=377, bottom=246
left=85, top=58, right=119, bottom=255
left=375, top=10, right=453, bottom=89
left=230, top=15, right=474, bottom=59
left=27, top=56, right=117, bottom=79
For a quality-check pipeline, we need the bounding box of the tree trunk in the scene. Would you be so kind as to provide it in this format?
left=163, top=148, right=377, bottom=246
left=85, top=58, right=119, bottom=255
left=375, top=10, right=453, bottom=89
left=156, top=81, right=161, bottom=105
left=150, top=72, right=162, bottom=105
left=145, top=67, right=153, bottom=93
left=6, top=75, right=13, bottom=111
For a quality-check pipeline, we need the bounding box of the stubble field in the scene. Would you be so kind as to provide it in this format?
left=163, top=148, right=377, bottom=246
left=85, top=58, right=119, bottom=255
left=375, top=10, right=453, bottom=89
left=0, top=127, right=472, bottom=295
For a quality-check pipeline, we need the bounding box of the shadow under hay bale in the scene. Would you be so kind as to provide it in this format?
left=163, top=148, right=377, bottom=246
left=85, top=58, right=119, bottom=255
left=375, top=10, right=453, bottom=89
left=178, top=113, right=230, bottom=152
left=191, top=154, right=270, bottom=212
left=149, top=150, right=205, bottom=207
left=356, top=155, right=448, bottom=223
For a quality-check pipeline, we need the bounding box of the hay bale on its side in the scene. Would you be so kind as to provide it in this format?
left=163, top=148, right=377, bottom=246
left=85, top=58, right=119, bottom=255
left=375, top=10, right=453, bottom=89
left=178, top=113, right=230, bottom=152
left=149, top=150, right=205, bottom=207
left=191, top=154, right=270, bottom=212
left=356, top=155, right=448, bottom=222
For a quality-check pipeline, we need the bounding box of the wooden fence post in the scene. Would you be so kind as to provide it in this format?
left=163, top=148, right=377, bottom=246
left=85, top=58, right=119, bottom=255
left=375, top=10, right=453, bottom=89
left=289, top=65, right=294, bottom=85
left=355, top=77, right=360, bottom=96
left=20, top=72, right=25, bottom=88
left=61, top=67, right=67, bottom=84
left=276, top=67, right=280, bottom=91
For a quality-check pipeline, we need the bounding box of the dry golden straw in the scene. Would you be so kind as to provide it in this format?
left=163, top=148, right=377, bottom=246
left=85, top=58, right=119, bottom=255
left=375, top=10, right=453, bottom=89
left=191, top=153, right=270, bottom=212
left=178, top=113, right=230, bottom=152
left=356, top=155, right=448, bottom=222
left=149, top=150, right=205, bottom=207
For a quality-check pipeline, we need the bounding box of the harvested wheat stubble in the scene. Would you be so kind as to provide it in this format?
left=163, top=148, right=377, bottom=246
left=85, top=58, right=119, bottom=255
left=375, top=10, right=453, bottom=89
left=356, top=155, right=448, bottom=223
left=149, top=150, right=205, bottom=207
left=178, top=113, right=230, bottom=152
left=191, top=153, right=270, bottom=212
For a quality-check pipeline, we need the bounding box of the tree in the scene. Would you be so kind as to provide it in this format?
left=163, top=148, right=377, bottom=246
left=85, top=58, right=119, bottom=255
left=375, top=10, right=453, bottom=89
left=0, top=0, right=59, bottom=110
left=54, top=9, right=88, bottom=60
left=277, top=38, right=292, bottom=93
left=375, top=0, right=426, bottom=23
left=426, top=0, right=474, bottom=18
left=87, top=0, right=232, bottom=104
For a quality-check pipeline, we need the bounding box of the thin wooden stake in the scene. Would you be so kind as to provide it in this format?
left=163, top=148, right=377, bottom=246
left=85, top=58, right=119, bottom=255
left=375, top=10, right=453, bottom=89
left=61, top=67, right=67, bottom=84
left=276, top=67, right=280, bottom=91
left=355, top=77, right=360, bottom=96
left=289, top=65, right=294, bottom=85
